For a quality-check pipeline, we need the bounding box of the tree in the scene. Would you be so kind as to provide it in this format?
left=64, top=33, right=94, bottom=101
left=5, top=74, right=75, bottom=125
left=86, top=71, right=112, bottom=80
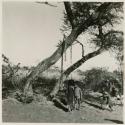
left=113, top=43, right=124, bottom=94
left=24, top=2, right=123, bottom=98
left=84, top=68, right=121, bottom=92
left=50, top=2, right=123, bottom=97
left=2, top=54, right=21, bottom=89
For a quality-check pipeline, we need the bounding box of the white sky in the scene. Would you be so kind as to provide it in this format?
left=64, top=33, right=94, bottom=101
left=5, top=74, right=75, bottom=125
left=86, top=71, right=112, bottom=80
left=2, top=1, right=122, bottom=72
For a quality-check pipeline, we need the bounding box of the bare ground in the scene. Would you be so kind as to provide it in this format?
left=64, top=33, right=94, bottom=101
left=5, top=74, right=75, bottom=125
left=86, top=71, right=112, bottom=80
left=2, top=97, right=123, bottom=123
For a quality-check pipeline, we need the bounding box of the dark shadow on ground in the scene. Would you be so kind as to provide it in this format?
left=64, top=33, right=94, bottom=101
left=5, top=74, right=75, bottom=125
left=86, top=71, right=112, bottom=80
left=53, top=98, right=68, bottom=112
left=104, top=119, right=123, bottom=124
left=83, top=94, right=101, bottom=104
left=83, top=100, right=103, bottom=110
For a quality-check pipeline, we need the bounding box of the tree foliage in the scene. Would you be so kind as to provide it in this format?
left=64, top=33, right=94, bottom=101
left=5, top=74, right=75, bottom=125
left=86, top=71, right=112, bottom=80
left=63, top=2, right=123, bottom=48
left=63, top=3, right=123, bottom=29
left=17, top=2, right=124, bottom=98
left=84, top=68, right=122, bottom=93
left=50, top=2, right=123, bottom=97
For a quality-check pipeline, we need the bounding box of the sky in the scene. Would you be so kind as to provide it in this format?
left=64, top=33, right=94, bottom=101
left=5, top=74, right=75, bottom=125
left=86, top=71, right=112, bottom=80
left=2, top=1, right=122, bottom=72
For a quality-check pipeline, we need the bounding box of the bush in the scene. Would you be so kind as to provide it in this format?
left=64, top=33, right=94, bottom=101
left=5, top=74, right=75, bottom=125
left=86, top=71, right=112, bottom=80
left=84, top=68, right=122, bottom=93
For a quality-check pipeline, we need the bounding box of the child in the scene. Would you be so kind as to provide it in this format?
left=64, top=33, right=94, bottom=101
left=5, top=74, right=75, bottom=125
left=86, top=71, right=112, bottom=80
left=66, top=82, right=75, bottom=112
left=74, top=84, right=82, bottom=110
left=100, top=88, right=113, bottom=111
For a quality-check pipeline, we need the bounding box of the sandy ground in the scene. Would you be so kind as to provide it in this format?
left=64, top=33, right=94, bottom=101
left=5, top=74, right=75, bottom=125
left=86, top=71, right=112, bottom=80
left=2, top=98, right=123, bottom=123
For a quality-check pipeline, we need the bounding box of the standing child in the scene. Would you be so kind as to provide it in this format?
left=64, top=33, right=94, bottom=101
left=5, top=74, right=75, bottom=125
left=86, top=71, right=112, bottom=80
left=100, top=88, right=113, bottom=111
left=66, top=81, right=75, bottom=112
left=74, top=84, right=82, bottom=110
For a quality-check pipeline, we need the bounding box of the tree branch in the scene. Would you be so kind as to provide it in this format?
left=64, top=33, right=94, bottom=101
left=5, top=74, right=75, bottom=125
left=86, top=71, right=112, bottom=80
left=104, top=30, right=123, bottom=38
left=96, top=2, right=111, bottom=18
left=64, top=2, right=75, bottom=28
left=64, top=25, right=105, bottom=76
left=76, top=40, right=84, bottom=57
left=50, top=47, right=105, bottom=97
left=29, top=2, right=113, bottom=80
left=50, top=3, right=122, bottom=97
left=36, top=1, right=57, bottom=7
left=75, top=3, right=110, bottom=36
left=64, top=47, right=105, bottom=77
left=24, top=2, right=114, bottom=97
left=14, top=63, right=21, bottom=74
left=97, top=2, right=111, bottom=12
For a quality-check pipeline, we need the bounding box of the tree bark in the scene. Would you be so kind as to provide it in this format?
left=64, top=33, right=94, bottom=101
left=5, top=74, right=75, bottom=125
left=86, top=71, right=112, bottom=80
left=50, top=48, right=105, bottom=97
left=64, top=2, right=75, bottom=28
left=24, top=18, right=95, bottom=96
left=23, top=3, right=111, bottom=96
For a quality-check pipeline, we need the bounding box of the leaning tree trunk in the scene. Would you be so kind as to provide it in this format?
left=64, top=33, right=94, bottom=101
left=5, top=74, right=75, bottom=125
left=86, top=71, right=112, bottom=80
left=23, top=3, right=110, bottom=97
left=23, top=18, right=95, bottom=96
left=50, top=48, right=105, bottom=97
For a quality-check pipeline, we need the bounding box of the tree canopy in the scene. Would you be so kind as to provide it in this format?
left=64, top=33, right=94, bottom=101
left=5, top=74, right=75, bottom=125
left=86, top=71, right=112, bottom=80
left=20, top=2, right=124, bottom=98
left=50, top=2, right=124, bottom=97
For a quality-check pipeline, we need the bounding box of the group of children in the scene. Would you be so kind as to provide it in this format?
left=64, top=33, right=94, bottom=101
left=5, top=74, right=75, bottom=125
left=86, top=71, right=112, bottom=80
left=100, top=88, right=114, bottom=111
left=100, top=81, right=121, bottom=111
left=66, top=82, right=82, bottom=112
left=65, top=80, right=121, bottom=112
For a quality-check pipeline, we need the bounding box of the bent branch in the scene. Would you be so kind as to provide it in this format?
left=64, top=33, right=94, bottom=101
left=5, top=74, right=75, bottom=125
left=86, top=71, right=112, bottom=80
left=24, top=3, right=112, bottom=96
left=50, top=47, right=105, bottom=97
left=64, top=2, right=75, bottom=28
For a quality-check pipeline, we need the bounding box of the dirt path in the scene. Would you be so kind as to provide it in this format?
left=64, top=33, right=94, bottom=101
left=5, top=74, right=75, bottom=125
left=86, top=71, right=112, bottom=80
left=2, top=98, right=123, bottom=123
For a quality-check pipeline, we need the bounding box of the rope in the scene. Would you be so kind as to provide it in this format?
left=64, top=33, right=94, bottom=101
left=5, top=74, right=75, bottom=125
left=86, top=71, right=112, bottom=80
left=70, top=45, right=72, bottom=79
left=60, top=52, right=63, bottom=89
left=64, top=50, right=67, bottom=61
left=60, top=40, right=65, bottom=90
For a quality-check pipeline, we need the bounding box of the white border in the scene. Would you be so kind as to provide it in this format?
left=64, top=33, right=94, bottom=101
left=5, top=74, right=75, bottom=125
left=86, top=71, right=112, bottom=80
left=0, top=0, right=124, bottom=125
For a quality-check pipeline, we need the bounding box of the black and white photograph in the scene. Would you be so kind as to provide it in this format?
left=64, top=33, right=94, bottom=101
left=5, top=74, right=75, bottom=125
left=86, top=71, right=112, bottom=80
left=2, top=0, right=124, bottom=123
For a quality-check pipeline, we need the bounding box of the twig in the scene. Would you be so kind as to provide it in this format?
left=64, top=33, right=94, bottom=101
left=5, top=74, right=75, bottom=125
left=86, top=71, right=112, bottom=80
left=76, top=40, right=84, bottom=57
left=36, top=1, right=57, bottom=7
